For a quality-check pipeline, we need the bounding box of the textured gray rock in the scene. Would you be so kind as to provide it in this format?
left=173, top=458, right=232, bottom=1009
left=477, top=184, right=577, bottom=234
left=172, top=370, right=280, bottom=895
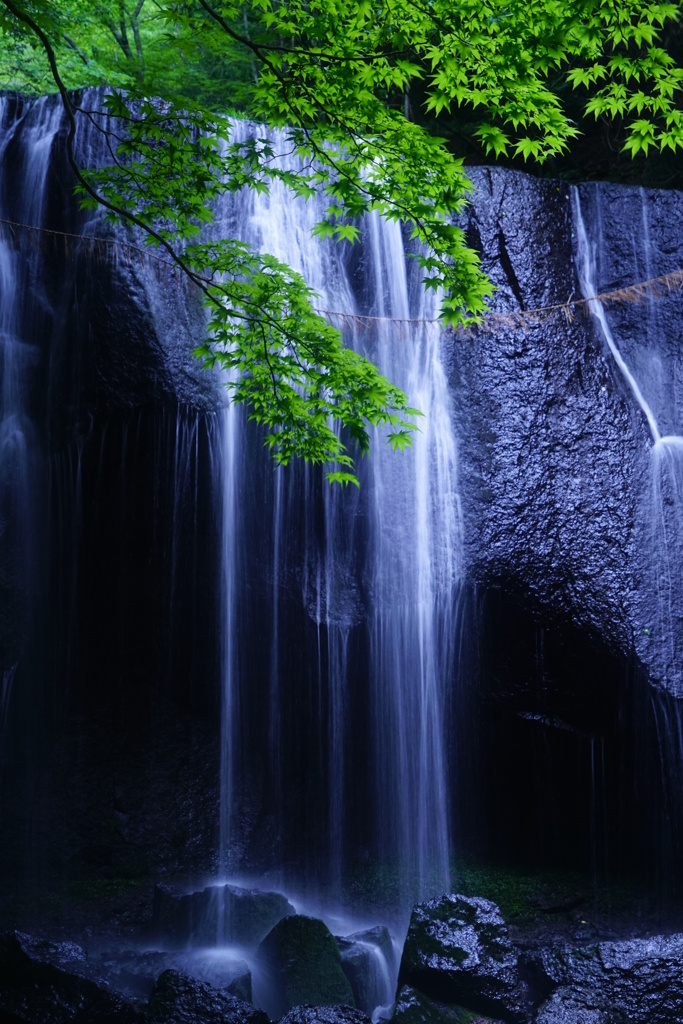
left=398, top=894, right=530, bottom=1023
left=258, top=914, right=355, bottom=1018
left=338, top=925, right=396, bottom=1014
left=277, top=1006, right=371, bottom=1024
left=452, top=170, right=642, bottom=663
left=146, top=968, right=268, bottom=1024
left=532, top=933, right=683, bottom=1023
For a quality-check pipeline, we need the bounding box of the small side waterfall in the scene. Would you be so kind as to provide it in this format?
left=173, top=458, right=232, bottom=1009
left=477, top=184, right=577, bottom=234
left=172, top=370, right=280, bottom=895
left=572, top=188, right=661, bottom=443
left=0, top=97, right=61, bottom=630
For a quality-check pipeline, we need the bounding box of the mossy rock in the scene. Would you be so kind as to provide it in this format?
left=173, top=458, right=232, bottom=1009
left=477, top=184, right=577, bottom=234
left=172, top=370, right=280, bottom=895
left=258, top=914, right=355, bottom=1017
left=392, top=985, right=498, bottom=1024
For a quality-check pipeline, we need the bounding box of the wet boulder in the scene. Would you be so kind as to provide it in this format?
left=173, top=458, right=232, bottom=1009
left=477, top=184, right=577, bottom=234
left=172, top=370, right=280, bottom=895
left=146, top=968, right=268, bottom=1024
left=277, top=1007, right=371, bottom=1024
left=0, top=931, right=142, bottom=1023
left=398, top=894, right=530, bottom=1023
left=152, top=882, right=294, bottom=948
left=535, top=988, right=625, bottom=1024
left=258, top=914, right=355, bottom=1017
left=337, top=925, right=396, bottom=1014
left=533, top=933, right=683, bottom=1023
left=392, top=984, right=502, bottom=1024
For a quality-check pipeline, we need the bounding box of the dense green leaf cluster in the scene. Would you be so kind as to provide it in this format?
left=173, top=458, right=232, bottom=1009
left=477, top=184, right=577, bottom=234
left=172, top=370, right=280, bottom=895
left=1, top=0, right=682, bottom=482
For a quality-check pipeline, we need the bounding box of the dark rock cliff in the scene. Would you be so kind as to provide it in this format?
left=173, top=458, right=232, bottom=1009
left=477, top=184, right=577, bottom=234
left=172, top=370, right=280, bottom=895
left=450, top=166, right=683, bottom=695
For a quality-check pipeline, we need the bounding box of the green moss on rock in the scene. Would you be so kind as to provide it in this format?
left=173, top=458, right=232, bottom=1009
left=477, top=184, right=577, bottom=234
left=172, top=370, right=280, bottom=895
left=392, top=985, right=496, bottom=1024
left=258, top=914, right=355, bottom=1017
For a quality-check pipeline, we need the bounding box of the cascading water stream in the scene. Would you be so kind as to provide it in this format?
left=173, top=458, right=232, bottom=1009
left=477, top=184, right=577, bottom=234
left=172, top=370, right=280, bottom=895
left=364, top=212, right=459, bottom=902
left=213, top=122, right=462, bottom=911
left=8, top=88, right=683, bottom=1018
left=0, top=96, right=460, bottom=1013
left=0, top=98, right=64, bottom=767
left=572, top=188, right=661, bottom=444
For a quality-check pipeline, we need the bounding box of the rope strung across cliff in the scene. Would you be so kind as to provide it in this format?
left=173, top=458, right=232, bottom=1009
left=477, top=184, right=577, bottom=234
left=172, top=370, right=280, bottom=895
left=1, top=215, right=682, bottom=333
left=318, top=268, right=683, bottom=333
left=0, top=216, right=184, bottom=281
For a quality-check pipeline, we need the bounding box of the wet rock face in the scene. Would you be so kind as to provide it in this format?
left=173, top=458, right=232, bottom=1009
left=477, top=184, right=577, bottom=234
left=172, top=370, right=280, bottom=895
left=0, top=933, right=269, bottom=1024
left=532, top=933, right=683, bottom=1023
left=451, top=168, right=643, bottom=663
left=278, top=1007, right=371, bottom=1024
left=572, top=183, right=683, bottom=691
left=0, top=931, right=142, bottom=1023
left=392, top=984, right=502, bottom=1024
left=398, top=894, right=531, bottom=1023
left=146, top=968, right=268, bottom=1024
left=395, top=893, right=683, bottom=1024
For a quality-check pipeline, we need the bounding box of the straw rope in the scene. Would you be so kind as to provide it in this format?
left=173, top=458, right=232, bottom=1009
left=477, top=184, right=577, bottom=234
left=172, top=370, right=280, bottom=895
left=1, top=215, right=681, bottom=333
left=0, top=216, right=183, bottom=282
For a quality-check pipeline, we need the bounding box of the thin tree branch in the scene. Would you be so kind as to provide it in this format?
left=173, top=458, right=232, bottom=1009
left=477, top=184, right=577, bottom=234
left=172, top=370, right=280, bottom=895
left=105, top=14, right=132, bottom=58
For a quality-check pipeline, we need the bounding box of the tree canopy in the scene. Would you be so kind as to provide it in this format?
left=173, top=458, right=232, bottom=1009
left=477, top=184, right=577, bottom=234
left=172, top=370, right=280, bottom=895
left=1, top=0, right=682, bottom=483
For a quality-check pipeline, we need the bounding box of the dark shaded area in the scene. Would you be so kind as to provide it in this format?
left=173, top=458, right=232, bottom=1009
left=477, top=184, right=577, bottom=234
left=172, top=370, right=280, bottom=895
left=0, top=409, right=225, bottom=927
left=461, top=586, right=683, bottom=921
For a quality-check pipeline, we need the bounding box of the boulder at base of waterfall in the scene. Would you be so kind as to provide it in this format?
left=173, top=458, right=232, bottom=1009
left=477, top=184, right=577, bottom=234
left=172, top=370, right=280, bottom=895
left=337, top=925, right=396, bottom=1014
left=151, top=882, right=294, bottom=947
left=258, top=915, right=355, bottom=1017
left=534, top=988, right=625, bottom=1024
left=97, top=947, right=252, bottom=1002
left=277, top=1006, right=372, bottom=1024
left=398, top=894, right=530, bottom=1023
left=392, top=984, right=503, bottom=1024
left=532, top=933, right=683, bottom=1024
left=146, top=968, right=268, bottom=1024
left=0, top=931, right=143, bottom=1023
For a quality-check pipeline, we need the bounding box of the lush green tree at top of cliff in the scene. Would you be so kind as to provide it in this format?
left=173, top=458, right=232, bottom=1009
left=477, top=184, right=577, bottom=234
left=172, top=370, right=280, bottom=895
left=1, top=0, right=682, bottom=484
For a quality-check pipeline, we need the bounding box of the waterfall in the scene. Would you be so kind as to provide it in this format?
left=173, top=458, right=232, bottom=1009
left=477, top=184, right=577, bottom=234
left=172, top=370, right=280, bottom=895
left=0, top=96, right=64, bottom=799
left=213, top=123, right=462, bottom=908
left=0, top=94, right=463, bottom=923
left=0, top=96, right=61, bottom=623
left=573, top=186, right=683, bottom=694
